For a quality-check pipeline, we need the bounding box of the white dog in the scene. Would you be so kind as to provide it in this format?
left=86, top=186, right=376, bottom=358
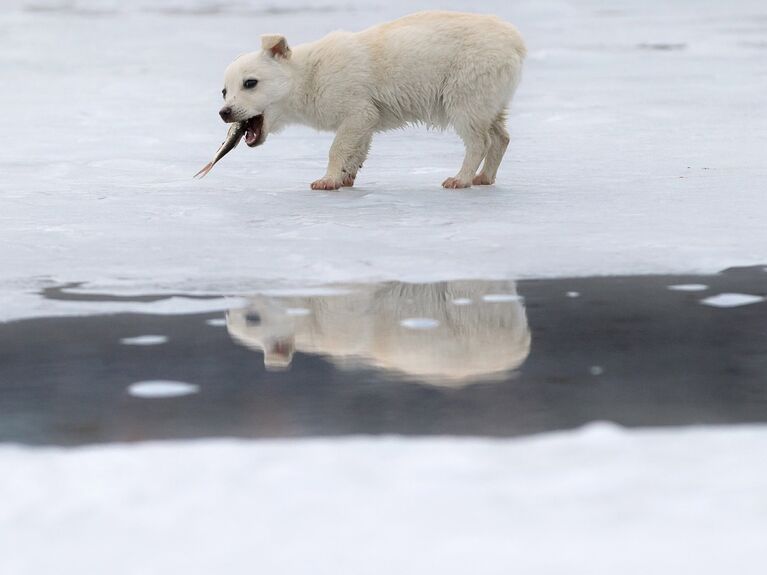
left=220, top=11, right=526, bottom=189
left=226, top=280, right=531, bottom=386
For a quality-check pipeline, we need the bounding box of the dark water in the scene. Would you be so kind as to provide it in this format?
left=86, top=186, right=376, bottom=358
left=1, top=266, right=766, bottom=445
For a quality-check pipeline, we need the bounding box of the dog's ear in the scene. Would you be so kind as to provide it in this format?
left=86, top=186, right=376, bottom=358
left=261, top=35, right=291, bottom=59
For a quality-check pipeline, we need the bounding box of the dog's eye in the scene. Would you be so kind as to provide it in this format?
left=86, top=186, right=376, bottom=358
left=222, top=88, right=227, bottom=98
left=243, top=79, right=259, bottom=89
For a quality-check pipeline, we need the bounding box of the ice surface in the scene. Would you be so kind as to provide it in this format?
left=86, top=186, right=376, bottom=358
left=482, top=293, right=523, bottom=302
left=1, top=0, right=766, bottom=321
left=2, top=424, right=767, bottom=574
left=127, top=380, right=200, bottom=398
left=451, top=297, right=473, bottom=305
left=668, top=283, right=709, bottom=291
left=284, top=306, right=312, bottom=316
left=400, top=317, right=441, bottom=329
left=119, top=335, right=169, bottom=345
left=700, top=293, right=766, bottom=308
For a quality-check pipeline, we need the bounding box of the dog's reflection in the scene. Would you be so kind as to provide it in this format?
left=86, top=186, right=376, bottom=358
left=226, top=280, right=531, bottom=386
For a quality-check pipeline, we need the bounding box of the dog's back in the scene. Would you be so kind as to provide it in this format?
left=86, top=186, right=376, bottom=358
left=357, top=11, right=526, bottom=129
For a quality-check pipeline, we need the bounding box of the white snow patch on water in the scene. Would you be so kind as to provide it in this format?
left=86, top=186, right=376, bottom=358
left=285, top=307, right=312, bottom=316
left=400, top=317, right=440, bottom=330
left=668, top=284, right=709, bottom=292
left=206, top=318, right=227, bottom=327
left=127, top=381, right=200, bottom=398
left=566, top=291, right=580, bottom=298
left=451, top=298, right=473, bottom=305
left=590, top=365, right=605, bottom=376
left=700, top=293, right=765, bottom=308
left=119, top=335, right=168, bottom=346
left=2, top=425, right=767, bottom=574
left=482, top=294, right=523, bottom=303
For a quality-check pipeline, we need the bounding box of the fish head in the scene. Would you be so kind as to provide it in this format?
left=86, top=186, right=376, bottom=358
left=220, top=36, right=293, bottom=148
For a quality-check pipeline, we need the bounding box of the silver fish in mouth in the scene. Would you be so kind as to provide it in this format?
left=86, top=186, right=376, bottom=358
left=193, top=121, right=246, bottom=179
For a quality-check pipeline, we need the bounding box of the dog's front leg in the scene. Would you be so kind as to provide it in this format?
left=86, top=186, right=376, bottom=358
left=311, top=109, right=378, bottom=191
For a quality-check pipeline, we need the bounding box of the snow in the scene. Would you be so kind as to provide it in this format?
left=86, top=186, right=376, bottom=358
left=127, top=380, right=201, bottom=398
left=400, top=317, right=441, bottom=329
left=119, top=335, right=169, bottom=345
left=2, top=424, right=767, bottom=574
left=668, top=283, right=709, bottom=292
left=482, top=293, right=523, bottom=302
left=284, top=306, right=312, bottom=316
left=700, top=293, right=766, bottom=308
left=1, top=0, right=767, bottom=321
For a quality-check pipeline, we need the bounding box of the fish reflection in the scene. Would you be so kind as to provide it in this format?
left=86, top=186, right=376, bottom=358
left=226, top=280, right=531, bottom=386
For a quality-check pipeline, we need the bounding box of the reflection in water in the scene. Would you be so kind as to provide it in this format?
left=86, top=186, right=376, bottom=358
left=226, top=280, right=531, bottom=386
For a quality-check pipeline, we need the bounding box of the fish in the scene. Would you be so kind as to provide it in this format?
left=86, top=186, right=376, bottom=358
left=193, top=121, right=246, bottom=178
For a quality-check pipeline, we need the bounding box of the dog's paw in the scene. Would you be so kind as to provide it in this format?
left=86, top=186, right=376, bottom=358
left=310, top=177, right=343, bottom=191
left=472, top=173, right=495, bottom=186
left=442, top=177, right=472, bottom=189
left=341, top=173, right=356, bottom=187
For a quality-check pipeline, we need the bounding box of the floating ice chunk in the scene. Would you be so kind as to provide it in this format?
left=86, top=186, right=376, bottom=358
left=285, top=307, right=311, bottom=317
left=451, top=298, right=473, bottom=306
left=400, top=318, right=440, bottom=330
left=482, top=294, right=522, bottom=303
left=206, top=318, right=227, bottom=327
left=668, top=284, right=708, bottom=292
left=120, top=335, right=168, bottom=346
left=128, top=381, right=200, bottom=398
left=700, top=293, right=765, bottom=308
left=566, top=291, right=580, bottom=298
left=590, top=366, right=605, bottom=376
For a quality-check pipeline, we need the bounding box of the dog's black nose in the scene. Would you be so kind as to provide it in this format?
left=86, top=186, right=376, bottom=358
left=219, top=107, right=233, bottom=121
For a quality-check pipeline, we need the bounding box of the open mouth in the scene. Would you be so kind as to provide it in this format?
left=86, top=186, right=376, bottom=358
left=244, top=115, right=265, bottom=147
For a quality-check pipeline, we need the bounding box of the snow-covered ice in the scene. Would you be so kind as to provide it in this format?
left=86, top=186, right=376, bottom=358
left=399, top=317, right=441, bottom=330
left=668, top=283, right=709, bottom=292
left=2, top=425, right=767, bottom=575
left=127, top=380, right=201, bottom=398
left=482, top=293, right=523, bottom=302
left=119, top=334, right=169, bottom=345
left=1, top=0, right=766, bottom=317
left=284, top=306, right=312, bottom=316
left=700, top=293, right=766, bottom=308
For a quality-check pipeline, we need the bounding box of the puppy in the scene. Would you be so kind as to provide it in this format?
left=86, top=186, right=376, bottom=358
left=220, top=11, right=526, bottom=189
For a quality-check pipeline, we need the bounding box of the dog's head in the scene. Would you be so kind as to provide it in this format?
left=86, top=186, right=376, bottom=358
left=219, top=35, right=293, bottom=147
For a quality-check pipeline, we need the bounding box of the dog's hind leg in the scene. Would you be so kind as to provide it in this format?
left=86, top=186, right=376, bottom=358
left=443, top=119, right=492, bottom=189
left=473, top=111, right=510, bottom=186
